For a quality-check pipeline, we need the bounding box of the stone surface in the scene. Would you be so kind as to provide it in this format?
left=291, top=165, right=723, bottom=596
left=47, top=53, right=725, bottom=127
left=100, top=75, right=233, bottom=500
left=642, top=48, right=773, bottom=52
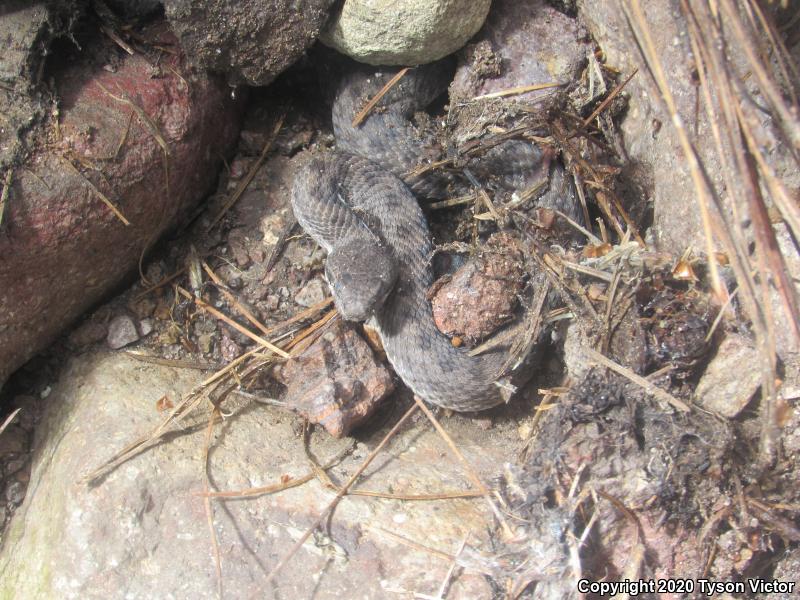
left=431, top=232, right=525, bottom=343
left=321, top=0, right=491, bottom=66
left=695, top=333, right=762, bottom=418
left=67, top=319, right=109, bottom=350
left=0, top=21, right=244, bottom=388
left=0, top=0, right=83, bottom=172
left=106, top=315, right=140, bottom=350
left=294, top=277, right=327, bottom=308
left=451, top=0, right=589, bottom=101
left=0, top=351, right=511, bottom=598
left=772, top=547, right=800, bottom=600
left=275, top=320, right=395, bottom=437
left=577, top=0, right=800, bottom=256
left=163, top=0, right=337, bottom=86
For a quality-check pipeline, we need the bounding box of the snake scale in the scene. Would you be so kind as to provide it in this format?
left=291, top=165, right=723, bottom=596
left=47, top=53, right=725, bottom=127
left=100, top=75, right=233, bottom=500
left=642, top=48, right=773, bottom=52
left=292, top=61, right=551, bottom=411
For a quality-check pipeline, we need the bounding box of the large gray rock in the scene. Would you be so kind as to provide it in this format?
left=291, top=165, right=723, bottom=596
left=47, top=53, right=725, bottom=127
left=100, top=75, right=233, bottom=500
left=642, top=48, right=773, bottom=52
left=321, top=0, right=491, bottom=66
left=0, top=350, right=515, bottom=598
left=164, top=0, right=337, bottom=85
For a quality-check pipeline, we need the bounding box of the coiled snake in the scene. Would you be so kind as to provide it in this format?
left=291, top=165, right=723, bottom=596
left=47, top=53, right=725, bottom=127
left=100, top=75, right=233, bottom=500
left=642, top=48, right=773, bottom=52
left=292, top=61, right=561, bottom=411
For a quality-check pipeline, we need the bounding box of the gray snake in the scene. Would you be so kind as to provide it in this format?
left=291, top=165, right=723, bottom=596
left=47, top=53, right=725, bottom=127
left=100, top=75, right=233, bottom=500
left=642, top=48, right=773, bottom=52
left=291, top=61, right=560, bottom=411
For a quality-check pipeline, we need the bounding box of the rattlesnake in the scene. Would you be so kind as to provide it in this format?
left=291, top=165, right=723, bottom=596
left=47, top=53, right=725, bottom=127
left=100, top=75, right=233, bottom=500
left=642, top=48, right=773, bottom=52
left=291, top=61, right=573, bottom=411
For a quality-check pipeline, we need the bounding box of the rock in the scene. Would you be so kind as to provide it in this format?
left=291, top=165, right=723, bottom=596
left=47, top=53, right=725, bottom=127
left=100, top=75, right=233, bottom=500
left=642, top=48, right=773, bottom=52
left=138, top=319, right=154, bottom=337
left=163, top=0, right=336, bottom=86
left=0, top=351, right=506, bottom=598
left=562, top=321, right=592, bottom=384
left=294, top=277, right=327, bottom=308
left=0, top=424, right=27, bottom=456
left=227, top=228, right=253, bottom=268
left=0, top=0, right=83, bottom=172
left=450, top=0, right=589, bottom=101
left=0, top=19, right=244, bottom=388
left=4, top=481, right=25, bottom=505
left=431, top=232, right=526, bottom=343
left=577, top=2, right=800, bottom=255
left=67, top=319, right=109, bottom=350
left=3, top=457, right=27, bottom=478
left=196, top=333, right=214, bottom=354
left=695, top=333, right=762, bottom=418
left=321, top=0, right=491, bottom=66
left=219, top=332, right=241, bottom=362
left=772, top=547, right=800, bottom=600
left=274, top=320, right=394, bottom=437
left=106, top=315, right=140, bottom=350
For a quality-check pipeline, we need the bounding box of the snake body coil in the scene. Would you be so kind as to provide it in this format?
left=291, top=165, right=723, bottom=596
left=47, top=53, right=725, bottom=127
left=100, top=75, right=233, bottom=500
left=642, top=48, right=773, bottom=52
left=292, top=63, right=510, bottom=411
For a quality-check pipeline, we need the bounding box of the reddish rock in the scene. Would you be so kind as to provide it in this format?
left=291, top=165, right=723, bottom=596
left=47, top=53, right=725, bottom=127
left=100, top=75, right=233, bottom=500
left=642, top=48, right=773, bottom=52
left=274, top=320, right=394, bottom=437
left=450, top=0, right=589, bottom=102
left=0, top=22, right=244, bottom=387
left=431, top=232, right=526, bottom=343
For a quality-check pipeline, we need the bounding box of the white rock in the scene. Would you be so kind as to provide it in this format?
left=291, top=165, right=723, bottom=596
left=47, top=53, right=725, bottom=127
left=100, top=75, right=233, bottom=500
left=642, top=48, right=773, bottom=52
left=106, top=315, right=140, bottom=349
left=695, top=333, right=762, bottom=418
left=321, top=0, right=491, bottom=65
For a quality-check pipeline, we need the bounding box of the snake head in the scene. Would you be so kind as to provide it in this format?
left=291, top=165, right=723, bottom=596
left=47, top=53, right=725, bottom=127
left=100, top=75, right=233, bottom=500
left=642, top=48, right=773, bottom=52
left=325, top=237, right=398, bottom=322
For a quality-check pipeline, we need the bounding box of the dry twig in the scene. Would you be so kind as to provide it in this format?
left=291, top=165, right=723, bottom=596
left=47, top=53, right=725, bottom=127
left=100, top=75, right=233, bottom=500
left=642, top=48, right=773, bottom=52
left=351, top=67, right=410, bottom=127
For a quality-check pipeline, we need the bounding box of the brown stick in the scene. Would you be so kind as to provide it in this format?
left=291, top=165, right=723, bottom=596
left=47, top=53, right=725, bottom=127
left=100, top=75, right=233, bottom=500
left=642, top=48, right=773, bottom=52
left=351, top=68, right=410, bottom=127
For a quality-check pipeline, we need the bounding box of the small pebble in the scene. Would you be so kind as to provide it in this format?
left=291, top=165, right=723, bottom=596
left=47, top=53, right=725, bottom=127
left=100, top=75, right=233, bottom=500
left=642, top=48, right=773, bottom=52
left=139, top=319, right=154, bottom=337
left=4, top=457, right=27, bottom=478
left=264, top=294, right=280, bottom=311
left=5, top=481, right=25, bottom=505
left=295, top=279, right=326, bottom=307
left=197, top=333, right=214, bottom=354
left=107, top=315, right=140, bottom=349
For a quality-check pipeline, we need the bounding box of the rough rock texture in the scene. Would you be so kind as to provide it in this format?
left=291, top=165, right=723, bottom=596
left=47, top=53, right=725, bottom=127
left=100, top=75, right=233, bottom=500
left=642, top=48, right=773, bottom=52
left=321, top=0, right=491, bottom=66
left=163, top=0, right=337, bottom=85
left=695, top=333, right=762, bottom=417
left=431, top=232, right=525, bottom=343
left=105, top=315, right=140, bottom=350
left=0, top=351, right=509, bottom=598
left=0, top=0, right=83, bottom=172
left=577, top=0, right=800, bottom=255
left=0, top=23, right=244, bottom=388
left=450, top=0, right=590, bottom=101
left=274, top=320, right=395, bottom=437
left=773, top=547, right=800, bottom=600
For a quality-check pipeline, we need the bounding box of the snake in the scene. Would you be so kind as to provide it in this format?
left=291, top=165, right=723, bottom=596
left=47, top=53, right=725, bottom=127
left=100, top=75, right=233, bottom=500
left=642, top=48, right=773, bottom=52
left=291, top=60, right=569, bottom=411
